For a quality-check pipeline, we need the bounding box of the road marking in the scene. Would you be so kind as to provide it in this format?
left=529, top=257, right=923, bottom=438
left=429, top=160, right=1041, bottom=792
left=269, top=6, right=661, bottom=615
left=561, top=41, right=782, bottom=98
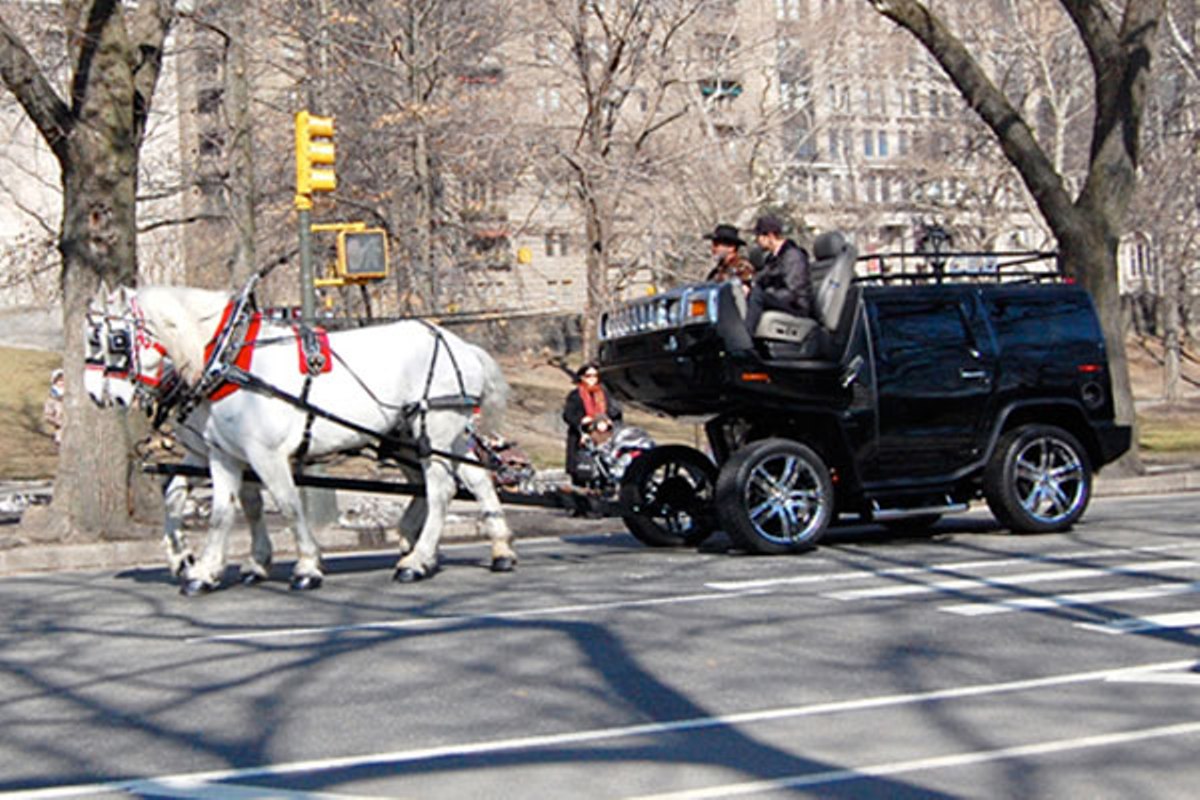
left=625, top=720, right=1200, bottom=800
left=704, top=542, right=1199, bottom=592
left=186, top=588, right=771, bottom=644
left=1105, top=662, right=1200, bottom=686
left=939, top=581, right=1200, bottom=616
left=1076, top=609, right=1200, bottom=635
left=824, top=560, right=1199, bottom=601
left=6, top=659, right=1194, bottom=800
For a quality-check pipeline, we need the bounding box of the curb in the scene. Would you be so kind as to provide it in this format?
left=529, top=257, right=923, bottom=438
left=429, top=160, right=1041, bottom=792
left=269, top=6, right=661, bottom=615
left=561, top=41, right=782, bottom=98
left=1, top=472, right=1196, bottom=578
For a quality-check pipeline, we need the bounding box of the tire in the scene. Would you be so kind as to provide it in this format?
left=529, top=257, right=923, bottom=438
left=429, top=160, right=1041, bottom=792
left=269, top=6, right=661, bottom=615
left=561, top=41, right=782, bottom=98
left=716, top=438, right=834, bottom=554
left=984, top=424, right=1092, bottom=533
left=619, top=445, right=718, bottom=547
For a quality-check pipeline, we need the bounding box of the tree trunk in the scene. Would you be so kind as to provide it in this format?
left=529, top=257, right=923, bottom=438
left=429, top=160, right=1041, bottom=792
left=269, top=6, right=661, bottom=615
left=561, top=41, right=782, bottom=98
left=1163, top=257, right=1183, bottom=404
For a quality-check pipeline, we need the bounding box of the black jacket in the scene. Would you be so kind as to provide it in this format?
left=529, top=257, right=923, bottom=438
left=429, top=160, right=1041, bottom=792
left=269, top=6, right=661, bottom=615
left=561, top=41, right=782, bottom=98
left=754, top=240, right=814, bottom=318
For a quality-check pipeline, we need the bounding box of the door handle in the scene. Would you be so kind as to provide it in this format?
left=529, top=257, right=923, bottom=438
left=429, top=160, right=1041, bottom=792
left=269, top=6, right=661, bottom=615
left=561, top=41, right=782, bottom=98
left=960, top=369, right=988, bottom=381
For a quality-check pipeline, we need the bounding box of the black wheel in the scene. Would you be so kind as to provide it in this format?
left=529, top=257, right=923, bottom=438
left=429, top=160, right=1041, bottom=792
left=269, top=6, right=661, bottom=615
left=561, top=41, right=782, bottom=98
left=619, top=445, right=718, bottom=547
left=984, top=424, right=1092, bottom=533
left=716, top=438, right=834, bottom=554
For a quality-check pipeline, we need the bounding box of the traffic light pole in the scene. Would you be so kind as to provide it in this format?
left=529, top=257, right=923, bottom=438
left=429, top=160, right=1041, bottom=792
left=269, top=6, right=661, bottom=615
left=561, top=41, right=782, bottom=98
left=298, top=205, right=315, bottom=324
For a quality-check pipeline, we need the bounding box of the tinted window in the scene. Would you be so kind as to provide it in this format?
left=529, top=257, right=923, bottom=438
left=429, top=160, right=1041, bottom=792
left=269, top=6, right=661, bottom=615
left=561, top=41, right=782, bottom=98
left=871, top=297, right=974, bottom=365
left=984, top=292, right=1099, bottom=351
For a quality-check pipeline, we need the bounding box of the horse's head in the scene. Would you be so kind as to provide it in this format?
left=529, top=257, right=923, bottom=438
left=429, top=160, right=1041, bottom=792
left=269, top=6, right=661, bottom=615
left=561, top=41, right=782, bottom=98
left=83, top=285, right=176, bottom=410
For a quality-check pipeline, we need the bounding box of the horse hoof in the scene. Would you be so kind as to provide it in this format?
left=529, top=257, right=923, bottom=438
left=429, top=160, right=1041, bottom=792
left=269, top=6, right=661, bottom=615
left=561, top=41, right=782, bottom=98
left=290, top=574, right=323, bottom=591
left=180, top=579, right=215, bottom=597
left=173, top=554, right=196, bottom=579
left=490, top=557, right=515, bottom=573
left=394, top=567, right=420, bottom=583
left=241, top=571, right=266, bottom=586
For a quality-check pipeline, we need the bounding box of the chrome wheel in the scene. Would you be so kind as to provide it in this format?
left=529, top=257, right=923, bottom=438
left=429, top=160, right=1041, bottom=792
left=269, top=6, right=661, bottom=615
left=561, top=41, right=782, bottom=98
left=745, top=453, right=827, bottom=545
left=717, top=438, right=833, bottom=554
left=1012, top=435, right=1087, bottom=525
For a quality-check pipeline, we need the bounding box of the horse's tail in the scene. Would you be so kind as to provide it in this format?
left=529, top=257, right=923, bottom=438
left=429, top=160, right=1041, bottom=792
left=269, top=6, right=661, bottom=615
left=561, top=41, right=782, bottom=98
left=473, top=347, right=509, bottom=436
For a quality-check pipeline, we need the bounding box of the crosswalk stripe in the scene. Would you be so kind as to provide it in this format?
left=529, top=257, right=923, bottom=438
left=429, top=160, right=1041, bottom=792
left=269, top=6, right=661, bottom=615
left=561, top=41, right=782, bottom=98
left=939, top=581, right=1200, bottom=617
left=825, top=560, right=1199, bottom=601
left=1076, top=610, right=1200, bottom=635
left=706, top=542, right=1199, bottom=592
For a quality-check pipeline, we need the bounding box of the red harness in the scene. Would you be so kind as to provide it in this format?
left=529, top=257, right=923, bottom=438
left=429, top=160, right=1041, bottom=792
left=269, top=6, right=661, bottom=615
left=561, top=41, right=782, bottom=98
left=202, top=302, right=333, bottom=401
left=204, top=302, right=263, bottom=401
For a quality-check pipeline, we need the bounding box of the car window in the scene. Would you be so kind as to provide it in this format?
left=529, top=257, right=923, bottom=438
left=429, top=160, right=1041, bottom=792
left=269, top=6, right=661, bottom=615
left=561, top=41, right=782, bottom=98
left=870, top=297, right=974, bottom=366
left=983, top=293, right=1097, bottom=351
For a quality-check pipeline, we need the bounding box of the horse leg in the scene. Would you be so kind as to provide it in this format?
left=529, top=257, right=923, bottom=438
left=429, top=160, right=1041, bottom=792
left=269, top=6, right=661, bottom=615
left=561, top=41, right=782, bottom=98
left=181, top=453, right=242, bottom=596
left=250, top=455, right=324, bottom=591
left=162, top=474, right=196, bottom=579
left=394, top=464, right=425, bottom=558
left=456, top=460, right=516, bottom=572
left=394, top=457, right=454, bottom=583
left=237, top=483, right=273, bottom=585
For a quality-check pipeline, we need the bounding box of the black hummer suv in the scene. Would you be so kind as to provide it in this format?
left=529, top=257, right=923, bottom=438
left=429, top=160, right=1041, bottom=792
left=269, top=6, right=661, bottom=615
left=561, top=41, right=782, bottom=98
left=597, top=231, right=1131, bottom=554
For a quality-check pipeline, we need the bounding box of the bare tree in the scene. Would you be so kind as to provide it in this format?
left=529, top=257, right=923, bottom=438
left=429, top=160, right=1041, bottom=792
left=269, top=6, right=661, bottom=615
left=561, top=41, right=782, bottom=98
left=867, top=0, right=1167, bottom=472
left=0, top=1, right=175, bottom=537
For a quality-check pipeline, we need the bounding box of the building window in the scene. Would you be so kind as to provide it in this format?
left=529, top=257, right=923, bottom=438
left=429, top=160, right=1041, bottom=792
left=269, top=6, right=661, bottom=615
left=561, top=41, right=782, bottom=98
left=544, top=231, right=569, bottom=257
left=877, top=130, right=889, bottom=157
left=909, top=88, right=920, bottom=116
left=881, top=176, right=892, bottom=203
left=898, top=130, right=910, bottom=155
left=828, top=130, right=839, bottom=160
left=863, top=130, right=875, bottom=157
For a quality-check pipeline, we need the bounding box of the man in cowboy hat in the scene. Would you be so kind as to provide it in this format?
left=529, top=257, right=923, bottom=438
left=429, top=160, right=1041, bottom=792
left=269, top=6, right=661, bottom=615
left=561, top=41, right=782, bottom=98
left=703, top=223, right=755, bottom=287
left=744, top=214, right=814, bottom=334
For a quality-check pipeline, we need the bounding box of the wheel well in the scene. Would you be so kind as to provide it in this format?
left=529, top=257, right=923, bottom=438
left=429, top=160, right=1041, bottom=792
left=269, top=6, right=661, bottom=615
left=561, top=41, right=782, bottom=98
left=996, top=404, right=1102, bottom=467
left=707, top=412, right=855, bottom=485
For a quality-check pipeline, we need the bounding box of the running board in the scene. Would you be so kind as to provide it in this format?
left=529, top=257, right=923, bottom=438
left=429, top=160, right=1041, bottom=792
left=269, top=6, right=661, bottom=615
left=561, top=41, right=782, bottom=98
left=870, top=501, right=969, bottom=522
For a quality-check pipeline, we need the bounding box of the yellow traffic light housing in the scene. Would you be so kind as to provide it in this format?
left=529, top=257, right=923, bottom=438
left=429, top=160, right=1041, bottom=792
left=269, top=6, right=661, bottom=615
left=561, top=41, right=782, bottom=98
left=295, top=110, right=336, bottom=208
left=338, top=229, right=389, bottom=281
left=311, top=222, right=389, bottom=287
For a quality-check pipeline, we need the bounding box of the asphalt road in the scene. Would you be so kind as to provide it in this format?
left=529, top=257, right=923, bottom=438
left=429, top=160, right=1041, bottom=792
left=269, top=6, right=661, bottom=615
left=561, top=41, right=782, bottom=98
left=1, top=493, right=1198, bottom=799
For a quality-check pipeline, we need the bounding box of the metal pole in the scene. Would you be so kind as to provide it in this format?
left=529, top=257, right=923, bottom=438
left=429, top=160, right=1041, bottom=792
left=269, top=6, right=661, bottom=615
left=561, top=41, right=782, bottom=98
left=299, top=206, right=314, bottom=324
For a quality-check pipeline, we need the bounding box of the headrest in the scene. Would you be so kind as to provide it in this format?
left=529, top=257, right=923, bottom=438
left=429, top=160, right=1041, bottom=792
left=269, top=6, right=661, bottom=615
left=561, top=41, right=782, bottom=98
left=813, top=231, right=848, bottom=261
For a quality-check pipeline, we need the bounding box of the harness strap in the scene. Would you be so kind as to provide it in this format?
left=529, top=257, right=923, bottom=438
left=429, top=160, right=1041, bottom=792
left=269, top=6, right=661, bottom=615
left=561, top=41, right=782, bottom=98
left=223, top=367, right=488, bottom=471
left=292, top=372, right=318, bottom=465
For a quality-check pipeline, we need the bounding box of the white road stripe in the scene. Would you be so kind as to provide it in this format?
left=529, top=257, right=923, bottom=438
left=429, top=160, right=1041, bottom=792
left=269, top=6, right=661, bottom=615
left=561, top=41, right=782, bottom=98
left=1077, top=610, right=1200, bottom=635
left=939, top=581, right=1200, bottom=616
left=187, top=589, right=771, bottom=644
left=625, top=721, right=1200, bottom=800
left=705, top=541, right=1199, bottom=592
left=825, top=560, right=1199, bottom=601
left=6, top=659, right=1194, bottom=800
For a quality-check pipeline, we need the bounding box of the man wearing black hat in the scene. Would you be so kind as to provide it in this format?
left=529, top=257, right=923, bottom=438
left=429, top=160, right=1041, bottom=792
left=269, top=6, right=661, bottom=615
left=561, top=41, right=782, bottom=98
left=703, top=223, right=755, bottom=287
left=744, top=214, right=814, bottom=334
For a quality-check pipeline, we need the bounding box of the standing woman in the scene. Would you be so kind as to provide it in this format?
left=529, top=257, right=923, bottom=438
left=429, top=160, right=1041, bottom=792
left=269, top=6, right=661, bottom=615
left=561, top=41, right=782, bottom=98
left=563, top=363, right=623, bottom=486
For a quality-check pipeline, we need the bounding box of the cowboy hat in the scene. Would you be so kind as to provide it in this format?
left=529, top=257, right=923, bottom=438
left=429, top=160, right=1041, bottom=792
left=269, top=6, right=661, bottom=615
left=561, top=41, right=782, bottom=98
left=703, top=223, right=746, bottom=247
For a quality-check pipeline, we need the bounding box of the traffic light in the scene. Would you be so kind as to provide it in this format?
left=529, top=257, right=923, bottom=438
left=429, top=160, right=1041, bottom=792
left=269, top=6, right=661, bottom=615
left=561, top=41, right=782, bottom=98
left=295, top=110, right=336, bottom=204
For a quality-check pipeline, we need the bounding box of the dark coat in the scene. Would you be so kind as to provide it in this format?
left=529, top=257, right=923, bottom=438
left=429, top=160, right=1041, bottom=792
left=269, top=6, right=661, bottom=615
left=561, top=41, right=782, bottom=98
left=752, top=239, right=814, bottom=318
left=562, top=386, right=623, bottom=481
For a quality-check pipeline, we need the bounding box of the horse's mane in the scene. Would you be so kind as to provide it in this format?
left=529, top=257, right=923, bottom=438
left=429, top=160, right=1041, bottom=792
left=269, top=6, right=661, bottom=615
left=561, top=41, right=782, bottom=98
left=136, top=286, right=232, bottom=385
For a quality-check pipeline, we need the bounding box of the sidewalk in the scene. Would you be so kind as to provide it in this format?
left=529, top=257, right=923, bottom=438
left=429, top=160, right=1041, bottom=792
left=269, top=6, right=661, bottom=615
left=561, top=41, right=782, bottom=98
left=1, top=466, right=1196, bottom=578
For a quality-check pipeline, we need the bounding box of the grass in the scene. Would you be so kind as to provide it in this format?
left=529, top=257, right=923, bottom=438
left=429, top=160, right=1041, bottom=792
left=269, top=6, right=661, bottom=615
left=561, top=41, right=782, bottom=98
left=0, top=346, right=62, bottom=480
left=1137, top=413, right=1200, bottom=457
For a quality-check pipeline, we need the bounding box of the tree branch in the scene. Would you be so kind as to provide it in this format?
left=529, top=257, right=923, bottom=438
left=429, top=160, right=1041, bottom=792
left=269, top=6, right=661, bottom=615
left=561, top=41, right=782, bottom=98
left=0, top=12, right=73, bottom=160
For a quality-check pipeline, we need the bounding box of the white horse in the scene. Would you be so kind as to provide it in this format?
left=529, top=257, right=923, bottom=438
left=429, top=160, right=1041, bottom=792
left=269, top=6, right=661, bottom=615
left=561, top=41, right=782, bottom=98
left=86, top=284, right=517, bottom=593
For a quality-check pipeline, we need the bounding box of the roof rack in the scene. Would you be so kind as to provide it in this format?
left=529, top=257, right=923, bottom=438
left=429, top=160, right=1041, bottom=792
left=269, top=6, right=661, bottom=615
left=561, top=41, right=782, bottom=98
left=853, top=250, right=1064, bottom=285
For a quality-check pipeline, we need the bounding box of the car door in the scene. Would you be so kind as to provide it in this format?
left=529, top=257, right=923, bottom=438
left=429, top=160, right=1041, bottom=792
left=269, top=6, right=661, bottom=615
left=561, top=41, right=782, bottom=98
left=865, top=291, right=995, bottom=481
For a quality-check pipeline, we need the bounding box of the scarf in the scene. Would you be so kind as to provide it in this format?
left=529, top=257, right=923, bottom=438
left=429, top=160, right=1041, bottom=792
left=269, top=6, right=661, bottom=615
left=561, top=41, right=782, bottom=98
left=579, top=383, right=607, bottom=420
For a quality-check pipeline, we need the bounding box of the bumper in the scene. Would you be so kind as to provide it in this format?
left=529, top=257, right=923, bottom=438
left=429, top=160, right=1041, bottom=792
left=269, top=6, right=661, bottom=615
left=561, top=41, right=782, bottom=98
left=1095, top=422, right=1133, bottom=467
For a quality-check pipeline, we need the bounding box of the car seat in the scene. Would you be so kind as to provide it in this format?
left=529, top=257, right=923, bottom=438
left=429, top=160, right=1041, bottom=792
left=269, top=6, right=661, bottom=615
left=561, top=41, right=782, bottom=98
left=754, top=231, right=857, bottom=359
